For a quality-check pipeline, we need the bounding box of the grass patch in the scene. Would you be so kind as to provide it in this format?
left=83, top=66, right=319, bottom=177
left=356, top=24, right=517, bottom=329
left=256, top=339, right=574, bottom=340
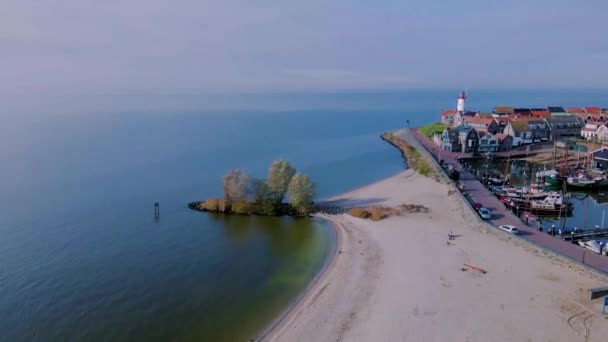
left=419, top=122, right=446, bottom=138
left=382, top=132, right=435, bottom=178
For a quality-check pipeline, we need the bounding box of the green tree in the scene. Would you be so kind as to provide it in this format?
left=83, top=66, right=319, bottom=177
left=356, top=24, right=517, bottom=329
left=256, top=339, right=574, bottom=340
left=267, top=160, right=296, bottom=202
left=287, top=173, right=315, bottom=215
left=222, top=169, right=249, bottom=202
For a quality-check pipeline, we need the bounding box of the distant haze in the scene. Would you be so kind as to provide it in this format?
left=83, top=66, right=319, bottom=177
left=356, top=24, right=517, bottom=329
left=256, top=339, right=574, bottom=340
left=2, top=0, right=607, bottom=113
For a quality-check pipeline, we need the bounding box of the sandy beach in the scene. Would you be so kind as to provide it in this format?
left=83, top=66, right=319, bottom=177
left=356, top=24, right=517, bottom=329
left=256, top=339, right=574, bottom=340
left=262, top=170, right=608, bottom=342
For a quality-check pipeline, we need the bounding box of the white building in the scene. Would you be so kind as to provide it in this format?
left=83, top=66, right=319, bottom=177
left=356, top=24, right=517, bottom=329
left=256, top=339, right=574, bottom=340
left=581, top=123, right=599, bottom=140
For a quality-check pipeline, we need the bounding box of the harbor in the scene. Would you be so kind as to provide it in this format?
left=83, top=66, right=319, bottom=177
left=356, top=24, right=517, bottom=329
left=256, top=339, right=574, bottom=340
left=413, top=128, right=608, bottom=273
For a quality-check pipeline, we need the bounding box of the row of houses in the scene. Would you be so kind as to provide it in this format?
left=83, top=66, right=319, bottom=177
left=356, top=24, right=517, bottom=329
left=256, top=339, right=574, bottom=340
left=431, top=125, right=513, bottom=154
left=439, top=106, right=588, bottom=152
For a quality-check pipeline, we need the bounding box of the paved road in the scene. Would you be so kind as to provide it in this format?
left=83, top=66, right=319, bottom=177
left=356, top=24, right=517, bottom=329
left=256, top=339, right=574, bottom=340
left=410, top=129, right=608, bottom=274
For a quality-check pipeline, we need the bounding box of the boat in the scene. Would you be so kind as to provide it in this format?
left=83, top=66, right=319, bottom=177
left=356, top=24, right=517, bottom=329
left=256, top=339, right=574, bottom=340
left=566, top=174, right=608, bottom=189
left=520, top=211, right=543, bottom=230
left=536, top=169, right=563, bottom=187
left=500, top=184, right=549, bottom=200
left=506, top=197, right=573, bottom=216
left=578, top=240, right=605, bottom=254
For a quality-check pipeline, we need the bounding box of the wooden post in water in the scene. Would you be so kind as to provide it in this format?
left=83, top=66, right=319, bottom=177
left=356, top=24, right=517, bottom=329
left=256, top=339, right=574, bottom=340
left=154, top=202, right=160, bottom=218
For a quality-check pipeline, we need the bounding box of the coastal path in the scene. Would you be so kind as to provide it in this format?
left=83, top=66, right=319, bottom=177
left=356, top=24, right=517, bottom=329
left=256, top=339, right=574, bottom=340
left=409, top=129, right=608, bottom=274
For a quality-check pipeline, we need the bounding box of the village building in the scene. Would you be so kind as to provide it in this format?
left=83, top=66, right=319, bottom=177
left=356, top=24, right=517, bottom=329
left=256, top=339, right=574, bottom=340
left=440, top=109, right=462, bottom=127
left=478, top=132, right=499, bottom=152
left=462, top=117, right=500, bottom=134
left=513, top=108, right=532, bottom=116
left=545, top=116, right=584, bottom=139
left=597, top=125, right=608, bottom=142
left=581, top=123, right=599, bottom=140
left=530, top=110, right=551, bottom=119
left=495, top=133, right=513, bottom=151
left=548, top=106, right=567, bottom=114
left=493, top=106, right=514, bottom=116
left=441, top=125, right=479, bottom=153
left=591, top=147, right=608, bottom=169
left=503, top=121, right=532, bottom=146
left=493, top=117, right=510, bottom=133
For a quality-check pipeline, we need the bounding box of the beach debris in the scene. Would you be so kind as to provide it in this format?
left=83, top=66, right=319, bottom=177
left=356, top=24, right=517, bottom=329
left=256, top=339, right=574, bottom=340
left=463, top=263, right=487, bottom=274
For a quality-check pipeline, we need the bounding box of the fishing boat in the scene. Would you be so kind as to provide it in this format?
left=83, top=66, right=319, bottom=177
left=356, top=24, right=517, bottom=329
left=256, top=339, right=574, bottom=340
left=500, top=184, right=549, bottom=200
left=566, top=172, right=608, bottom=190
left=506, top=197, right=573, bottom=216
left=536, top=169, right=562, bottom=187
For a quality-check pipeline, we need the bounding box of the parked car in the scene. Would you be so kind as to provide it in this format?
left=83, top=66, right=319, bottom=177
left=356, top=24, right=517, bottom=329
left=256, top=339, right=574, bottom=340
left=498, top=225, right=520, bottom=235
left=478, top=208, right=491, bottom=220
left=472, top=203, right=482, bottom=211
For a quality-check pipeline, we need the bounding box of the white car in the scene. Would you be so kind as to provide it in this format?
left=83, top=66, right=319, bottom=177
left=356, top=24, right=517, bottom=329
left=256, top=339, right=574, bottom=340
left=498, top=225, right=520, bottom=235
left=478, top=208, right=491, bottom=220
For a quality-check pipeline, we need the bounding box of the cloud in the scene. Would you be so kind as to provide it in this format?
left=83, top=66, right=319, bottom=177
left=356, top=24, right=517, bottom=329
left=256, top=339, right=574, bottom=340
left=1, top=0, right=607, bottom=112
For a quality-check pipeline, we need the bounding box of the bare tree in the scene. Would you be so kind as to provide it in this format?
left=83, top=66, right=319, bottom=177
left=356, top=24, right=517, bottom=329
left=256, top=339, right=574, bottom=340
left=267, top=160, right=296, bottom=201
left=287, top=173, right=315, bottom=215
left=222, top=169, right=249, bottom=202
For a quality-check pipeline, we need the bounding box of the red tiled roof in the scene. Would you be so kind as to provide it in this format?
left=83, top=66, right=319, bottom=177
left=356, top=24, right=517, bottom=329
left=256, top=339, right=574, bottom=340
left=441, top=109, right=458, bottom=117
left=463, top=117, right=494, bottom=125
left=567, top=107, right=586, bottom=113
left=531, top=110, right=551, bottom=118
left=585, top=106, right=602, bottom=114
left=582, top=127, right=597, bottom=132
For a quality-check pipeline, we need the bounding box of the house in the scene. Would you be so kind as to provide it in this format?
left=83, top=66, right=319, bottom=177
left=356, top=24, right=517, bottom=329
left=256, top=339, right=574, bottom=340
left=478, top=132, right=499, bottom=152
left=441, top=109, right=462, bottom=127
left=597, top=125, right=608, bottom=142
left=548, top=106, right=567, bottom=113
left=462, top=117, right=500, bottom=134
left=545, top=116, right=584, bottom=139
left=441, top=125, right=479, bottom=153
left=581, top=123, right=599, bottom=140
left=513, top=108, right=532, bottom=116
left=592, top=147, right=608, bottom=169
left=502, top=118, right=549, bottom=145
left=575, top=113, right=605, bottom=123
left=494, top=106, right=514, bottom=115
left=495, top=133, right=513, bottom=151
left=531, top=110, right=551, bottom=119
left=586, top=106, right=602, bottom=115
left=567, top=107, right=586, bottom=114
left=493, top=117, right=510, bottom=133
left=504, top=121, right=532, bottom=146
left=476, top=112, right=494, bottom=118
left=522, top=118, right=551, bottom=142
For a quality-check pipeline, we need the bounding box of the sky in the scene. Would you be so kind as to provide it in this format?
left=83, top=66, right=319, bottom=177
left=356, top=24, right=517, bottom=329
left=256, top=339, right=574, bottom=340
left=2, top=0, right=607, bottom=112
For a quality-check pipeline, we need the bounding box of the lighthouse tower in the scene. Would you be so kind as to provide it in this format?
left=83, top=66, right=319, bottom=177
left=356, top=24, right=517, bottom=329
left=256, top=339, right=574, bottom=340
left=457, top=91, right=466, bottom=113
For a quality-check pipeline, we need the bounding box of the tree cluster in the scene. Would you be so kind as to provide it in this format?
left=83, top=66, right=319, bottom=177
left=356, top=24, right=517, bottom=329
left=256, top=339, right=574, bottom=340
left=219, top=160, right=315, bottom=216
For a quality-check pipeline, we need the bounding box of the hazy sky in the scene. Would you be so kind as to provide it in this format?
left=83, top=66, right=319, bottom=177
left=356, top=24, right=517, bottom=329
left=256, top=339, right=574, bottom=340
left=2, top=0, right=607, bottom=112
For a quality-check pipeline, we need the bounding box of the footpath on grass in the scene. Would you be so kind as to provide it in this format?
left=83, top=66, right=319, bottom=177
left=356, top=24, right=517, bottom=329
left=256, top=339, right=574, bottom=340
left=402, top=128, right=608, bottom=274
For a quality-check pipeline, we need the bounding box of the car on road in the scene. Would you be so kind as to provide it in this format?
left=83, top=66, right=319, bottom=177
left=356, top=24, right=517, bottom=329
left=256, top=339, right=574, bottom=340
left=498, top=225, right=520, bottom=235
left=478, top=208, right=491, bottom=220
left=472, top=203, right=482, bottom=211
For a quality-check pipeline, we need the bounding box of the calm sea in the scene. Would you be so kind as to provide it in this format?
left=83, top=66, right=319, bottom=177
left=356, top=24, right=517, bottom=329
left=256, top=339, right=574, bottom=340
left=1, top=89, right=606, bottom=341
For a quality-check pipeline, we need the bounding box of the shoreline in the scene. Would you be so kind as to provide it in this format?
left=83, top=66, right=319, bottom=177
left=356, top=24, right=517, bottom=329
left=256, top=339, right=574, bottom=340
left=256, top=214, right=345, bottom=341
left=258, top=165, right=608, bottom=340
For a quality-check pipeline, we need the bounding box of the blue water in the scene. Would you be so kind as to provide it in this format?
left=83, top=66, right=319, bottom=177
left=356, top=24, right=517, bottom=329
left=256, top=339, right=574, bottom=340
left=1, top=89, right=606, bottom=340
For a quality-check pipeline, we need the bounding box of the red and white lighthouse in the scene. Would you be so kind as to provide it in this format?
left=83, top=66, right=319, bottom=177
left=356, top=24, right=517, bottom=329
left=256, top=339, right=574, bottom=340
left=457, top=91, right=466, bottom=113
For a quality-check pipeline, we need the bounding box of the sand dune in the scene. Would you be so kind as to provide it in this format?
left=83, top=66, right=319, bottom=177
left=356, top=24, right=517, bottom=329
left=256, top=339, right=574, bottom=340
left=262, top=170, right=608, bottom=342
